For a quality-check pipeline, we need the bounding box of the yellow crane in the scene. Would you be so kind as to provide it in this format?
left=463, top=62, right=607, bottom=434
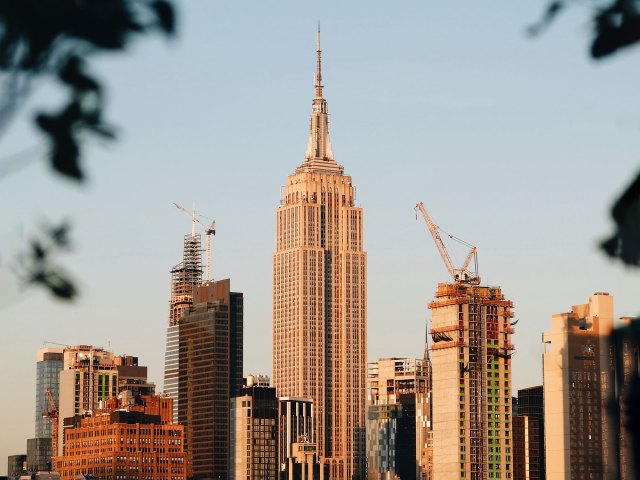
left=173, top=202, right=216, bottom=281
left=415, top=201, right=480, bottom=285
left=43, top=388, right=59, bottom=471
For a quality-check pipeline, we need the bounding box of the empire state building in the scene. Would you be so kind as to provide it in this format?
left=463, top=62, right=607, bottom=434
left=272, top=31, right=367, bottom=480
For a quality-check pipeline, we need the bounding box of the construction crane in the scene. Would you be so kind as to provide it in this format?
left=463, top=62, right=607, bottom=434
left=415, top=202, right=480, bottom=285
left=173, top=202, right=216, bottom=281
left=42, top=341, right=68, bottom=348
left=43, top=388, right=59, bottom=471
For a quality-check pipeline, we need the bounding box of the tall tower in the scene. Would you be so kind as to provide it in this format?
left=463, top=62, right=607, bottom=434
left=31, top=348, right=63, bottom=470
left=178, top=279, right=244, bottom=479
left=542, top=292, right=614, bottom=480
left=429, top=283, right=514, bottom=479
left=273, top=29, right=367, bottom=480
left=164, top=228, right=202, bottom=422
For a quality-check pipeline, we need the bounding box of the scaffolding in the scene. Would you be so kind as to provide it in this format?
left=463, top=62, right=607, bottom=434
left=168, top=233, right=203, bottom=326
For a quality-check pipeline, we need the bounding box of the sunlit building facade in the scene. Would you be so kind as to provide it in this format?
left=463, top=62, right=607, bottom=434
left=178, top=279, right=243, bottom=479
left=429, top=283, right=514, bottom=479
left=272, top=31, right=367, bottom=480
left=543, top=292, right=614, bottom=480
left=58, top=395, right=185, bottom=480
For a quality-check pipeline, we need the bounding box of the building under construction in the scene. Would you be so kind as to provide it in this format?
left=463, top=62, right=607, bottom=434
left=168, top=232, right=203, bottom=326
left=416, top=202, right=514, bottom=479
left=164, top=231, right=202, bottom=423
left=429, top=283, right=514, bottom=479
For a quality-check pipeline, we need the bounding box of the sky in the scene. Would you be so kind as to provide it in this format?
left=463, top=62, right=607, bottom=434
left=1, top=1, right=639, bottom=471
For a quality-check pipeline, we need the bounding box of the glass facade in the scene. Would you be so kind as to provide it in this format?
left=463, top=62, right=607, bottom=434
left=177, top=279, right=243, bottom=479
left=35, top=351, right=63, bottom=439
left=164, top=324, right=180, bottom=423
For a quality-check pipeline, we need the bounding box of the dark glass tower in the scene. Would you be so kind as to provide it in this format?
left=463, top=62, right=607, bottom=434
left=178, top=279, right=243, bottom=479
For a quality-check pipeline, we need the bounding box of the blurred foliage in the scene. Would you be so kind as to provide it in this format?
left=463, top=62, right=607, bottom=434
left=529, top=0, right=640, bottom=59
left=0, top=0, right=175, bottom=181
left=16, top=221, right=77, bottom=300
left=530, top=1, right=640, bottom=268
left=0, top=0, right=175, bottom=299
left=602, top=172, right=640, bottom=267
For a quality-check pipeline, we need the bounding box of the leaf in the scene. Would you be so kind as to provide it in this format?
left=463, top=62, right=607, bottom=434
left=151, top=0, right=176, bottom=36
left=49, top=222, right=72, bottom=248
left=31, top=240, right=46, bottom=260
left=527, top=1, right=564, bottom=37
left=59, top=56, right=101, bottom=92
left=86, top=123, right=117, bottom=140
left=44, top=272, right=78, bottom=300
left=601, top=171, right=640, bottom=266
left=30, top=269, right=78, bottom=300
left=592, top=16, right=640, bottom=59
left=51, top=134, right=82, bottom=181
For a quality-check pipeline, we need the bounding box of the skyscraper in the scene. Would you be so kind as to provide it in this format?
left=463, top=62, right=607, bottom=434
left=272, top=30, right=367, bottom=480
left=542, top=292, right=614, bottom=480
left=30, top=348, right=63, bottom=471
left=178, top=279, right=243, bottom=479
left=615, top=316, right=639, bottom=480
left=165, top=230, right=203, bottom=423
left=429, top=283, right=514, bottom=479
left=35, top=348, right=64, bottom=441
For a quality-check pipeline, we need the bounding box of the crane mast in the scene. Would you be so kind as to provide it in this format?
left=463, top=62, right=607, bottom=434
left=415, top=202, right=480, bottom=285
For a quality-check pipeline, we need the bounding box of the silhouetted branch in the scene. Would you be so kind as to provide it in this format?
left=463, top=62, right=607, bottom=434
left=529, top=0, right=640, bottom=59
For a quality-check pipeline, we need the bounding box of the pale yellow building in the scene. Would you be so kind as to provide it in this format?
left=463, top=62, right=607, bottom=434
left=429, top=283, right=514, bottom=479
left=366, top=357, right=432, bottom=480
left=272, top=31, right=367, bottom=480
left=542, top=292, right=614, bottom=480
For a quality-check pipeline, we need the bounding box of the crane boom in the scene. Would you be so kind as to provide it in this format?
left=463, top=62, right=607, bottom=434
left=461, top=246, right=477, bottom=273
left=415, top=202, right=456, bottom=278
left=415, top=202, right=480, bottom=285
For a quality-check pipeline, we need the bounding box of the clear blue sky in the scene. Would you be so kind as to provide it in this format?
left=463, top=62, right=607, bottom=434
left=1, top=1, right=638, bottom=470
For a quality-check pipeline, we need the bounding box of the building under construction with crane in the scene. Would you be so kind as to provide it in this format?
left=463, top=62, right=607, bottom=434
left=416, top=202, right=515, bottom=480
left=163, top=204, right=244, bottom=479
left=164, top=203, right=215, bottom=423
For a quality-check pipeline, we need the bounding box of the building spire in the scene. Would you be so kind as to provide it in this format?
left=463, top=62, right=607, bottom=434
left=315, top=23, right=323, bottom=99
left=301, top=24, right=342, bottom=173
